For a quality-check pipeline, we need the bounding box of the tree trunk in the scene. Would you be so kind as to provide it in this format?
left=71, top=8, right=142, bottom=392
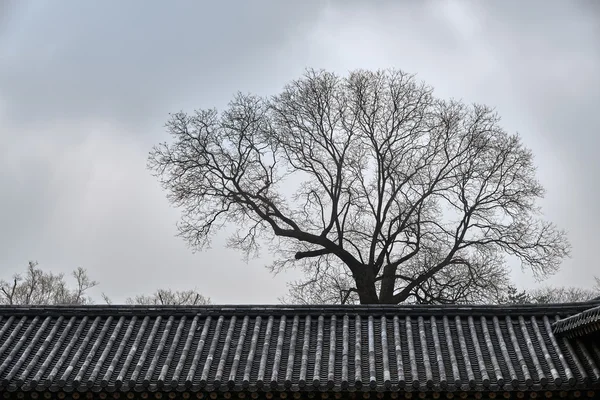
left=378, top=264, right=397, bottom=304
left=354, top=268, right=380, bottom=304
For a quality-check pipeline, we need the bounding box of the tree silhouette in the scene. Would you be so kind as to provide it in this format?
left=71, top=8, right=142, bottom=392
left=150, top=69, right=570, bottom=304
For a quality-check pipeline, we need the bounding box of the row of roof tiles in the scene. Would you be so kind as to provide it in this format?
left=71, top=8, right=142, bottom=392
left=0, top=303, right=598, bottom=393
left=553, top=305, right=600, bottom=339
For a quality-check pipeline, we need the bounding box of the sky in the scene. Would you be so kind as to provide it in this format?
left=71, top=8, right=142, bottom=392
left=1, top=0, right=599, bottom=304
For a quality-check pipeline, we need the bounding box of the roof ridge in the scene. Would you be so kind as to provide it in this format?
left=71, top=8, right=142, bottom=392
left=0, top=301, right=598, bottom=317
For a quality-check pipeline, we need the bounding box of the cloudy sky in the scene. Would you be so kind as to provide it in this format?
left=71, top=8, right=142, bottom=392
left=1, top=0, right=599, bottom=304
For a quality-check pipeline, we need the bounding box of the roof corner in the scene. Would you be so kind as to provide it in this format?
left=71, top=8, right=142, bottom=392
left=552, top=302, right=600, bottom=338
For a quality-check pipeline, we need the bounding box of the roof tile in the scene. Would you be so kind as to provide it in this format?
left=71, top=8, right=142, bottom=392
left=0, top=304, right=598, bottom=393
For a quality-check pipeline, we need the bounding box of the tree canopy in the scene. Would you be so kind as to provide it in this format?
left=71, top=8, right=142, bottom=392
left=149, top=68, right=570, bottom=304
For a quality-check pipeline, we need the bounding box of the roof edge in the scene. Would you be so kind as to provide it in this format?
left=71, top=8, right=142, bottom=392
left=552, top=303, right=600, bottom=337
left=0, top=300, right=599, bottom=317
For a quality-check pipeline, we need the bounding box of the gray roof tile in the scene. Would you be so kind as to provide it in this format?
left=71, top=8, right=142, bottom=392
left=0, top=303, right=598, bottom=393
left=553, top=305, right=600, bottom=338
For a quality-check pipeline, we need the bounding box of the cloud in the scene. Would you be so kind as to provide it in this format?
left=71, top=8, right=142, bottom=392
left=0, top=0, right=598, bottom=303
left=0, top=0, right=321, bottom=130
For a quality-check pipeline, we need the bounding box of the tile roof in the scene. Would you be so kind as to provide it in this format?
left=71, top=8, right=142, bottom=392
left=552, top=304, right=600, bottom=338
left=0, top=303, right=599, bottom=394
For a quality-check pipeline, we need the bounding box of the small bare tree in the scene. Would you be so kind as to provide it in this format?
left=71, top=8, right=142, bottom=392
left=0, top=262, right=98, bottom=305
left=126, top=289, right=211, bottom=306
left=1, top=262, right=211, bottom=306
left=149, top=69, right=570, bottom=304
left=528, top=277, right=599, bottom=303
left=496, top=285, right=532, bottom=305
left=497, top=278, right=599, bottom=305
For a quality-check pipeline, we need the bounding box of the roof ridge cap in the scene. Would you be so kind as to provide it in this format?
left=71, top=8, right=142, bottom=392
left=0, top=301, right=598, bottom=317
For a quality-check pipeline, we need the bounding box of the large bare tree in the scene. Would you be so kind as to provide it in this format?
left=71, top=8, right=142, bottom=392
left=149, top=69, right=570, bottom=305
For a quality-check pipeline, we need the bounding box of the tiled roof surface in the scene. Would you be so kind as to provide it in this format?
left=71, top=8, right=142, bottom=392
left=553, top=304, right=600, bottom=338
left=0, top=303, right=599, bottom=393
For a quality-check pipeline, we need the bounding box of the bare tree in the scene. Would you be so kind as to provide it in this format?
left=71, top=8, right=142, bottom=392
left=496, top=285, right=532, bottom=305
left=0, top=262, right=98, bottom=305
left=1, top=262, right=211, bottom=306
left=528, top=277, right=599, bottom=303
left=495, top=278, right=599, bottom=305
left=149, top=69, right=570, bottom=305
left=125, top=289, right=211, bottom=306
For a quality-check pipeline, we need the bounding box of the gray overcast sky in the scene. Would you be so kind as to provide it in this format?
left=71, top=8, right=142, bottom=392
left=1, top=0, right=599, bottom=303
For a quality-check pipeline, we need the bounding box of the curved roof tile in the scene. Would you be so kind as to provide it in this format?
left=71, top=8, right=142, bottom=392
left=0, top=303, right=598, bottom=393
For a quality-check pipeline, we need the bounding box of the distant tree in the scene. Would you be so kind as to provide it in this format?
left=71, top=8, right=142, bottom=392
left=528, top=278, right=599, bottom=303
left=150, top=68, right=570, bottom=304
left=496, top=278, right=599, bottom=305
left=496, top=285, right=532, bottom=305
left=125, top=289, right=211, bottom=306
left=1, top=262, right=210, bottom=306
left=0, top=262, right=97, bottom=305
